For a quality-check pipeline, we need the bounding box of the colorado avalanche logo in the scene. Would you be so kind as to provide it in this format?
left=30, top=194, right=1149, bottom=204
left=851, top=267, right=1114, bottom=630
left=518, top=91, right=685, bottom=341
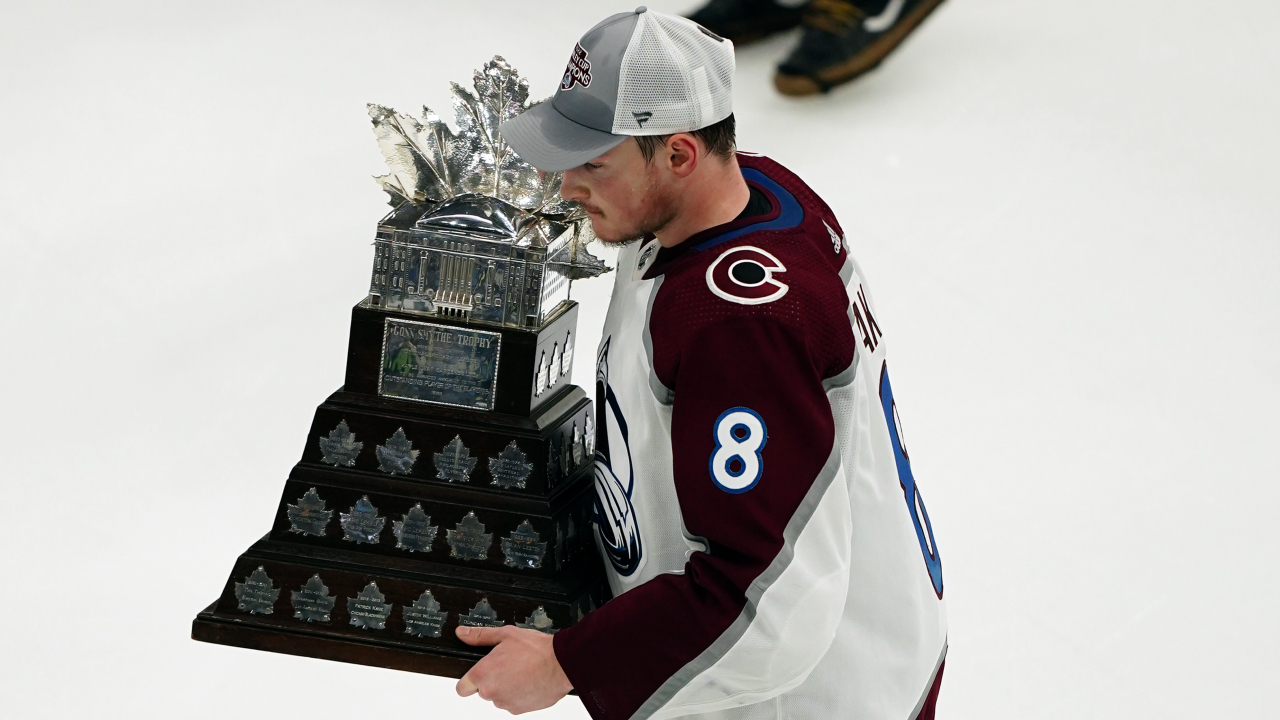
left=592, top=339, right=644, bottom=576
left=705, top=246, right=789, bottom=305
left=561, top=43, right=592, bottom=91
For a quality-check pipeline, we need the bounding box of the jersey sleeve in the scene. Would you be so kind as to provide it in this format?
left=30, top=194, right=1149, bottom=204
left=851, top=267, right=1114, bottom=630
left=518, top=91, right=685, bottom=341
left=553, top=314, right=855, bottom=720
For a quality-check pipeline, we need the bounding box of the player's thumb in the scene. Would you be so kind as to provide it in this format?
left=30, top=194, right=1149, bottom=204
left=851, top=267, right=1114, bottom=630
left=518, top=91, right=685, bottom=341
left=455, top=625, right=506, bottom=646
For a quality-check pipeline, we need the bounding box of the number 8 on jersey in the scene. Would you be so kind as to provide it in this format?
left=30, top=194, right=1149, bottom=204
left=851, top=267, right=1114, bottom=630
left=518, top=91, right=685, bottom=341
left=710, top=408, right=768, bottom=493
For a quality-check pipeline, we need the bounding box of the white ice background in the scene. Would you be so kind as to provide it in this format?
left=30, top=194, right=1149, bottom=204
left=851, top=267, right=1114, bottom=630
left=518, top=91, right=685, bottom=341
left=1, top=0, right=1277, bottom=718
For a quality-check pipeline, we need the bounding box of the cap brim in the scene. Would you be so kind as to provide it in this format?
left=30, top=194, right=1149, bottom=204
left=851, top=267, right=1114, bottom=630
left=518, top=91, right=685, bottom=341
left=500, top=102, right=629, bottom=173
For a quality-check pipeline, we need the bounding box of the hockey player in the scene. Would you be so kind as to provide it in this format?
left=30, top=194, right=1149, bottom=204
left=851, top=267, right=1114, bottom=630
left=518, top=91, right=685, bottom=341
left=454, top=8, right=948, bottom=719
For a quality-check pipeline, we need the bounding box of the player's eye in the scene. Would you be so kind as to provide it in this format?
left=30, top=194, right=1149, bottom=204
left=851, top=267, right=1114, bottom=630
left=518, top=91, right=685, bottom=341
left=583, top=162, right=602, bottom=171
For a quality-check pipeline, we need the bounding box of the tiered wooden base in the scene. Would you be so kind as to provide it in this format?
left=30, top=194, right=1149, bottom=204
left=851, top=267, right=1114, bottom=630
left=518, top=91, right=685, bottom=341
left=193, top=302, right=608, bottom=676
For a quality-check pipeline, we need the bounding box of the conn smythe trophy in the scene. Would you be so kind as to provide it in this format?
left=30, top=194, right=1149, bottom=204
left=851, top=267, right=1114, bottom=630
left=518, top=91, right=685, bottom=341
left=192, top=58, right=611, bottom=677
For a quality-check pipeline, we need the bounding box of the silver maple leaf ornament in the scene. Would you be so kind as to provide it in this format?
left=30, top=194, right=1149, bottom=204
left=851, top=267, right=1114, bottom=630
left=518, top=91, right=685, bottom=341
left=366, top=57, right=610, bottom=327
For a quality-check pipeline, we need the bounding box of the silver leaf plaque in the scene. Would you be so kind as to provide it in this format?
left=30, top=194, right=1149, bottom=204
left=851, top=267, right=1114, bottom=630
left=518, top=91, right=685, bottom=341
left=572, top=422, right=584, bottom=468
left=376, top=427, right=419, bottom=475
left=561, top=332, right=574, bottom=376
left=585, top=412, right=596, bottom=457
left=393, top=504, right=438, bottom=553
left=489, top=440, right=533, bottom=490
left=562, top=432, right=573, bottom=473
left=458, top=598, right=504, bottom=628
left=341, top=496, right=386, bottom=544
left=517, top=606, right=556, bottom=634
left=286, top=487, right=332, bottom=536
left=347, top=582, right=393, bottom=630
left=234, top=566, right=279, bottom=615
left=501, top=519, right=548, bottom=570
left=546, top=438, right=560, bottom=485
left=403, top=590, right=448, bottom=638
left=291, top=574, right=336, bottom=623
left=549, top=342, right=561, bottom=386
left=446, top=512, right=492, bottom=560
left=318, top=420, right=363, bottom=467
left=434, top=435, right=477, bottom=483
left=534, top=351, right=549, bottom=396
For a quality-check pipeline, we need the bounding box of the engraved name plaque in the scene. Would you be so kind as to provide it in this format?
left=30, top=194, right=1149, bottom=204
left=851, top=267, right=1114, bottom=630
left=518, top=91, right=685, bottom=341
left=348, top=582, right=393, bottom=630
left=318, top=420, right=363, bottom=467
left=403, top=590, right=448, bottom=638
left=291, top=575, right=336, bottom=623
left=458, top=599, right=504, bottom=628
left=447, top=512, right=492, bottom=560
left=341, top=497, right=386, bottom=544
left=517, top=606, right=555, bottom=634
left=234, top=566, right=279, bottom=615
left=379, top=318, right=501, bottom=411
left=286, top=488, right=332, bottom=536
left=393, top=504, right=439, bottom=553
left=501, top=519, right=547, bottom=570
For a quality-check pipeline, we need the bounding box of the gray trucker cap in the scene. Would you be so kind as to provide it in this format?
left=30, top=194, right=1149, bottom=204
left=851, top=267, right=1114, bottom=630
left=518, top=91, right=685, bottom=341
left=499, top=6, right=736, bottom=172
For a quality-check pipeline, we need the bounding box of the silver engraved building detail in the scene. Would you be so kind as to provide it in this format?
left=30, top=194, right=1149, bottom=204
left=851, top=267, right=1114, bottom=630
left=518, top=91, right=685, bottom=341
left=446, top=512, right=492, bottom=560
left=234, top=566, right=279, bottom=615
left=403, top=591, right=449, bottom=638
left=517, top=607, right=556, bottom=634
left=489, top=441, right=533, bottom=490
left=347, top=582, right=393, bottom=630
left=340, top=497, right=386, bottom=544
left=291, top=575, right=336, bottom=623
left=376, top=428, right=419, bottom=475
left=458, top=599, right=504, bottom=628
left=393, top=504, right=439, bottom=553
left=286, top=488, right=332, bottom=536
left=434, top=435, right=477, bottom=482
left=501, top=520, right=548, bottom=570
left=318, top=421, right=363, bottom=466
left=366, top=57, right=609, bottom=329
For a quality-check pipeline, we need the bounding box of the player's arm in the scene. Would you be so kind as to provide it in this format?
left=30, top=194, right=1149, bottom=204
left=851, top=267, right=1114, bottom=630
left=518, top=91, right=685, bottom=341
left=553, top=314, right=855, bottom=720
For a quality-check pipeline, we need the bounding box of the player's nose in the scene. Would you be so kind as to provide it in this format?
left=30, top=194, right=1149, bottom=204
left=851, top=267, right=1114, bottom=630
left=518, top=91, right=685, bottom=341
left=560, top=167, right=588, bottom=202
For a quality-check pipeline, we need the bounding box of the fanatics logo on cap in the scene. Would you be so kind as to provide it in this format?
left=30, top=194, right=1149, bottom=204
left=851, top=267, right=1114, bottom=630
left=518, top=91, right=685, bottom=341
left=561, top=43, right=592, bottom=91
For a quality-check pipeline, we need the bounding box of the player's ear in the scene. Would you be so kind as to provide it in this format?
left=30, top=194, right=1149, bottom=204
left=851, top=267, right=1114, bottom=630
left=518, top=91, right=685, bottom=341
left=666, top=133, right=699, bottom=179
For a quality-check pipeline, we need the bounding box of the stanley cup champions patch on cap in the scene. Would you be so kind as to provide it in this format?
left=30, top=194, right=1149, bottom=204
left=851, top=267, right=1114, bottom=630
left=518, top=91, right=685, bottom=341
left=562, top=43, right=592, bottom=90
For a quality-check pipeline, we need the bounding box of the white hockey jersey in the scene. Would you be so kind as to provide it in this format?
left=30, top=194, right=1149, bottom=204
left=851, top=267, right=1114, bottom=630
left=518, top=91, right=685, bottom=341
left=552, top=154, right=948, bottom=720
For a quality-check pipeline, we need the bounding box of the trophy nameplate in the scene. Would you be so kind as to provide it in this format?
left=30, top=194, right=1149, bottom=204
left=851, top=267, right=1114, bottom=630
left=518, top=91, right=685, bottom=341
left=292, top=575, right=336, bottom=623
left=193, top=57, right=611, bottom=680
left=379, top=319, right=502, bottom=410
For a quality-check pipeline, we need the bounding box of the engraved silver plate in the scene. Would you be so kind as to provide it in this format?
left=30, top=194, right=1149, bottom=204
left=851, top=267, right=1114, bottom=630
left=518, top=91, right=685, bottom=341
left=347, top=582, right=393, bottom=630
left=403, top=590, right=448, bottom=638
left=534, top=351, right=549, bottom=396
left=234, top=566, right=279, bottom=615
left=546, top=438, right=560, bottom=484
left=378, top=319, right=501, bottom=411
left=516, top=606, right=555, bottom=634
left=501, top=520, right=548, bottom=570
left=458, top=598, right=504, bottom=628
left=376, top=427, right=419, bottom=475
left=489, top=440, right=532, bottom=490
left=318, top=420, right=363, bottom=467
left=286, top=487, right=332, bottom=536
left=291, top=574, right=336, bottom=623
left=341, top=497, right=386, bottom=544
left=434, top=435, right=477, bottom=482
left=446, top=512, right=492, bottom=560
left=585, top=412, right=595, bottom=457
left=393, top=504, right=438, bottom=553
left=561, top=332, right=574, bottom=375
left=572, top=422, right=584, bottom=467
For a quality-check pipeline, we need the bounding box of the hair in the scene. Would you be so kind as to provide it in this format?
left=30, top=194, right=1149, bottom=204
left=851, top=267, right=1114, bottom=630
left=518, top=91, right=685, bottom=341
left=633, top=113, right=736, bottom=164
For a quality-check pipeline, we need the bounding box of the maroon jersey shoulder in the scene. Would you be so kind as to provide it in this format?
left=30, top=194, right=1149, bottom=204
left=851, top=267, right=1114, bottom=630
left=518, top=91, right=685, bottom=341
left=646, top=154, right=856, bottom=391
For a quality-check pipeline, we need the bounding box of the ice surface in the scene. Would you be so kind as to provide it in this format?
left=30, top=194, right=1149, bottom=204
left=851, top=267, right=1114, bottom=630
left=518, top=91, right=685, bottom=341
left=0, top=1, right=1277, bottom=718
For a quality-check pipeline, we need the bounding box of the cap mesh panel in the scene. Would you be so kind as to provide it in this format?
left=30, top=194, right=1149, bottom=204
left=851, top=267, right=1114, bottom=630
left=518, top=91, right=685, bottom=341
left=612, top=12, right=735, bottom=136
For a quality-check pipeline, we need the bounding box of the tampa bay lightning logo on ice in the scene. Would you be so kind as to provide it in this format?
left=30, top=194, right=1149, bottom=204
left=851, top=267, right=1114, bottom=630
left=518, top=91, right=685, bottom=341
left=592, top=338, right=645, bottom=576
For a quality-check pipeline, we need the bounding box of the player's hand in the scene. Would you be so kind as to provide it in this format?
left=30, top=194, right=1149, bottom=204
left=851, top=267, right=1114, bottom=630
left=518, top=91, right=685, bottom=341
left=455, top=624, right=572, bottom=714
